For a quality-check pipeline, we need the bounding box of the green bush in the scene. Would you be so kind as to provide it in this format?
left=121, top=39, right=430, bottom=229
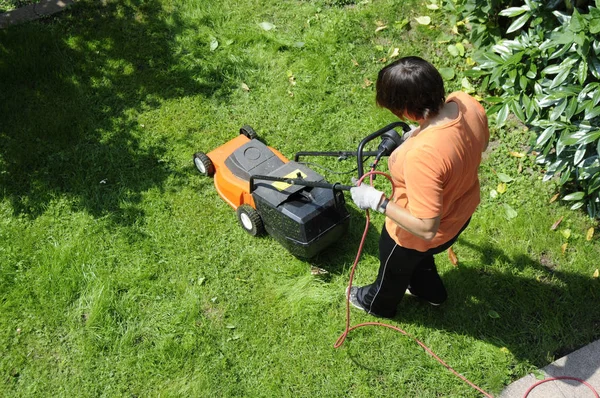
left=454, top=0, right=600, bottom=217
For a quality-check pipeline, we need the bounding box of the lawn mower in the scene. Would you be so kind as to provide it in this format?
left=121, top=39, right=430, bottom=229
left=193, top=122, right=410, bottom=258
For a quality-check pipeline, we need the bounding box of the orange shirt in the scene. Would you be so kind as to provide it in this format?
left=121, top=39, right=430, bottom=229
left=386, top=91, right=489, bottom=252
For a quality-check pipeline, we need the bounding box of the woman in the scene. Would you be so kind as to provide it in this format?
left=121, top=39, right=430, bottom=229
left=349, top=56, right=489, bottom=318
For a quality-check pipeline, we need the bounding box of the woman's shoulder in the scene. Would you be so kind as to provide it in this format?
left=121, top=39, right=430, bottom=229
left=447, top=91, right=486, bottom=116
left=447, top=91, right=478, bottom=104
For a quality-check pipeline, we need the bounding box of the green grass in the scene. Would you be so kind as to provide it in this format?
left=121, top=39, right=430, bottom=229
left=1, top=0, right=599, bottom=396
left=0, top=0, right=40, bottom=14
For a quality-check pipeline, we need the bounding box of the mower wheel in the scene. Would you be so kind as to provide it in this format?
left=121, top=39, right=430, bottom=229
left=193, top=152, right=215, bottom=176
left=236, top=204, right=264, bottom=236
left=239, top=125, right=258, bottom=140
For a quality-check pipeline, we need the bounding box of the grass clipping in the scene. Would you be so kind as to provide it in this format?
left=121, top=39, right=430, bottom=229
left=273, top=274, right=337, bottom=316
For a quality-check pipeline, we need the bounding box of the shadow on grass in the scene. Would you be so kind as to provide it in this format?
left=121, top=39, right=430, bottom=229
left=0, top=0, right=249, bottom=225
left=394, top=238, right=600, bottom=374
left=315, top=223, right=599, bottom=378
left=308, top=208, right=383, bottom=270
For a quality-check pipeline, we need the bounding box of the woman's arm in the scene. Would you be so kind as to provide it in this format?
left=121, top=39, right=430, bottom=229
left=350, top=183, right=440, bottom=241
left=383, top=201, right=440, bottom=241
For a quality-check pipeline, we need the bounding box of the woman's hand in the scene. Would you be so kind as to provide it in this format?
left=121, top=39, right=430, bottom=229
left=350, top=184, right=385, bottom=212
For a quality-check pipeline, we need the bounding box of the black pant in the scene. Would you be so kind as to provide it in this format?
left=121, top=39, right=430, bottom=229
left=356, top=219, right=470, bottom=318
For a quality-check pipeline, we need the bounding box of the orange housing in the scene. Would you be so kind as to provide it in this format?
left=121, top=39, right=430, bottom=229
left=207, top=135, right=288, bottom=210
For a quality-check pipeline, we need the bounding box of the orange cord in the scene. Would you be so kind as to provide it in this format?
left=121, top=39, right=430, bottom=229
left=334, top=170, right=599, bottom=398
left=524, top=377, right=599, bottom=398
left=334, top=170, right=494, bottom=398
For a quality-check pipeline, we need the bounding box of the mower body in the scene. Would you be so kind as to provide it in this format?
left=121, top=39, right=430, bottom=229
left=195, top=129, right=350, bottom=258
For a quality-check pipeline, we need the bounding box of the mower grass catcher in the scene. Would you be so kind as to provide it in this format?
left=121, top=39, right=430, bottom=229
left=193, top=126, right=351, bottom=258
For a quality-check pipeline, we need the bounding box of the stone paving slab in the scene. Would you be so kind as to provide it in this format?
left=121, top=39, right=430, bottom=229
left=0, top=0, right=75, bottom=28
left=499, top=339, right=600, bottom=398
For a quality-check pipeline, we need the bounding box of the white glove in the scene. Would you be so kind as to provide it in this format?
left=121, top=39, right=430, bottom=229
left=350, top=184, right=386, bottom=212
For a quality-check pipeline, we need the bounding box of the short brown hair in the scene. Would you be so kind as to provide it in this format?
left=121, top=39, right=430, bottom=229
left=375, top=56, right=446, bottom=120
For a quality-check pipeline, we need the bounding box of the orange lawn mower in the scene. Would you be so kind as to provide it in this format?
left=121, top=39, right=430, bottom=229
left=193, top=122, right=410, bottom=258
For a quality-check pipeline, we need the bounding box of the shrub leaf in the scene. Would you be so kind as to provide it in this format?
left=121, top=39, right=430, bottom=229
left=562, top=191, right=585, bottom=201
left=506, top=13, right=530, bottom=34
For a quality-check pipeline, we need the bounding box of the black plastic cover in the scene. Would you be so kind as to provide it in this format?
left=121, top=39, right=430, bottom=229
left=225, top=139, right=285, bottom=181
left=252, top=161, right=350, bottom=258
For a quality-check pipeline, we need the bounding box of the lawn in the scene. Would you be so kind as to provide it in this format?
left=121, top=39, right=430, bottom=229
left=1, top=0, right=599, bottom=396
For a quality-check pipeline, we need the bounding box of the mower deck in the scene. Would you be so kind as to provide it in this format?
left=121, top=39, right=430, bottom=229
left=194, top=127, right=350, bottom=258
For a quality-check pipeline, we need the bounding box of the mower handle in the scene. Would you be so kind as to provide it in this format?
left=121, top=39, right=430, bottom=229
left=293, top=150, right=380, bottom=162
left=291, top=122, right=411, bottom=177
left=249, top=174, right=352, bottom=193
left=356, top=121, right=410, bottom=178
